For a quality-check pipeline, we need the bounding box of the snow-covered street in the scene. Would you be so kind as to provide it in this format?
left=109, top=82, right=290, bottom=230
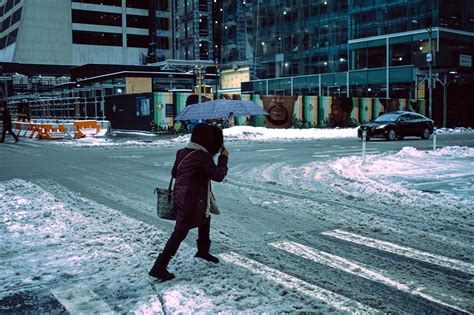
left=1, top=127, right=473, bottom=313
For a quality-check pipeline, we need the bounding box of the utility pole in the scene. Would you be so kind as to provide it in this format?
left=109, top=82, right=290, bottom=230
left=427, top=27, right=433, bottom=120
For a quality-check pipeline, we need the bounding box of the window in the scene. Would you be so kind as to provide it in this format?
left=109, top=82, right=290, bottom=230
left=0, top=36, right=6, bottom=49
left=136, top=97, right=150, bottom=116
left=1, top=15, right=11, bottom=33
left=390, top=36, right=413, bottom=67
left=11, top=8, right=21, bottom=25
left=367, top=40, right=386, bottom=68
left=72, top=0, right=121, bottom=6
left=157, top=17, right=169, bottom=30
left=399, top=114, right=411, bottom=122
left=73, top=30, right=122, bottom=46
left=157, top=1, right=168, bottom=11
left=126, top=0, right=147, bottom=10
left=4, top=0, right=13, bottom=14
left=126, top=14, right=148, bottom=29
left=6, top=28, right=17, bottom=46
left=72, top=9, right=121, bottom=27
left=156, top=36, right=169, bottom=49
left=127, top=34, right=148, bottom=48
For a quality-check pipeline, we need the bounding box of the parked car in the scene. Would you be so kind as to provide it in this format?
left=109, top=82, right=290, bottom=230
left=357, top=111, right=434, bottom=141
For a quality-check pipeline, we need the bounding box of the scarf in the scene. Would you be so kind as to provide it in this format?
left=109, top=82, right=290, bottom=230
left=186, top=142, right=211, bottom=217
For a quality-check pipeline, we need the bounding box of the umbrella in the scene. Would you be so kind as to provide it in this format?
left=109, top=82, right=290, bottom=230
left=174, top=99, right=269, bottom=121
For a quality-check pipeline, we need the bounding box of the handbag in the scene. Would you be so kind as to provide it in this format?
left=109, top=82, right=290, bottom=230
left=154, top=150, right=197, bottom=220
left=154, top=177, right=176, bottom=220
left=209, top=191, right=220, bottom=215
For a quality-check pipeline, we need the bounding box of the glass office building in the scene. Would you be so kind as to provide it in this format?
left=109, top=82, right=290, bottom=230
left=222, top=0, right=474, bottom=126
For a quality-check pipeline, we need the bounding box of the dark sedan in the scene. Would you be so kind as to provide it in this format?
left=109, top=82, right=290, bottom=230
left=357, top=111, right=434, bottom=141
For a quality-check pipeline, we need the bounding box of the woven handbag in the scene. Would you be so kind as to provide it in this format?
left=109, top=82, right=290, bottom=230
left=154, top=150, right=197, bottom=220
left=154, top=177, right=176, bottom=220
left=209, top=191, right=220, bottom=215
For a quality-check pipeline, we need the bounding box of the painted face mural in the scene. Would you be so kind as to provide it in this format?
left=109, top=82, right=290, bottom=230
left=328, top=97, right=353, bottom=128
left=260, top=95, right=296, bottom=128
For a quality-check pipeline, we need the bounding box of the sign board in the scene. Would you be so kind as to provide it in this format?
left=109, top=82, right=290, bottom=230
left=426, top=52, right=432, bottom=63
left=165, top=103, right=175, bottom=117
left=459, top=54, right=472, bottom=67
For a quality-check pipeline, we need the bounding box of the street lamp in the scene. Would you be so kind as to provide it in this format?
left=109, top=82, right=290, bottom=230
left=412, top=20, right=433, bottom=120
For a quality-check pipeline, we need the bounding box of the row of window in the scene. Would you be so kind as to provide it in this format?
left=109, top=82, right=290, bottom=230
left=0, top=0, right=20, bottom=18
left=71, top=0, right=152, bottom=10
left=72, top=0, right=169, bottom=11
left=0, top=7, right=21, bottom=33
left=71, top=9, right=169, bottom=30
left=72, top=30, right=169, bottom=49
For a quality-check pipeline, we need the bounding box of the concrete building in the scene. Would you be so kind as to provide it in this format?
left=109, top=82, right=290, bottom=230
left=0, top=0, right=171, bottom=66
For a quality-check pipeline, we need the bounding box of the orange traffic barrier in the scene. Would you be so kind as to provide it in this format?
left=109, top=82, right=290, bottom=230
left=35, top=124, right=65, bottom=140
left=74, top=120, right=100, bottom=137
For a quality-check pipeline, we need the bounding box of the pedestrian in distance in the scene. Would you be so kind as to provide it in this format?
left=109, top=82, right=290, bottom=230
left=149, top=123, right=229, bottom=281
left=0, top=103, right=19, bottom=144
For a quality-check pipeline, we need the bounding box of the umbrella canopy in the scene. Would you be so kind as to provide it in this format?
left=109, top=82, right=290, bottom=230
left=175, top=99, right=269, bottom=121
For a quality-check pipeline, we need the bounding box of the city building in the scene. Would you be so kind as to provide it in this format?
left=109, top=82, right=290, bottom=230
left=221, top=0, right=474, bottom=126
left=0, top=0, right=171, bottom=66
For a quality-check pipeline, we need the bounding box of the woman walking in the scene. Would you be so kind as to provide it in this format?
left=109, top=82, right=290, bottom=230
left=1, top=103, right=19, bottom=143
left=149, top=123, right=229, bottom=281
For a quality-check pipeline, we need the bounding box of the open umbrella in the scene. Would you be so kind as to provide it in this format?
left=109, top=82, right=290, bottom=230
left=174, top=99, right=269, bottom=121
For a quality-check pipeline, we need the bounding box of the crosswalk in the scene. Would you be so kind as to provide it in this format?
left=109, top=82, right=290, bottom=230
left=221, top=229, right=472, bottom=313
left=322, top=229, right=474, bottom=275
left=220, top=252, right=378, bottom=314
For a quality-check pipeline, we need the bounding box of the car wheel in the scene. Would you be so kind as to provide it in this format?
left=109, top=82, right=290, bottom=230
left=385, top=129, right=396, bottom=141
left=421, top=127, right=431, bottom=139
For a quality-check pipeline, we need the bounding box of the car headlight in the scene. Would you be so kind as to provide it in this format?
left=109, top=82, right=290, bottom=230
left=376, top=124, right=387, bottom=129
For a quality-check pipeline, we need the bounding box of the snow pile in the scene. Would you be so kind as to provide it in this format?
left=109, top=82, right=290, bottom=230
left=435, top=127, right=473, bottom=134
left=223, top=126, right=358, bottom=141
left=327, top=146, right=474, bottom=201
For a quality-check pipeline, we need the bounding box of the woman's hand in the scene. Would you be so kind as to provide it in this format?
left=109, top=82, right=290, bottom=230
left=220, top=147, right=229, bottom=157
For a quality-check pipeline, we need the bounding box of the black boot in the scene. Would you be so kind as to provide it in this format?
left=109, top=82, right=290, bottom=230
left=149, top=253, right=175, bottom=281
left=195, top=240, right=219, bottom=263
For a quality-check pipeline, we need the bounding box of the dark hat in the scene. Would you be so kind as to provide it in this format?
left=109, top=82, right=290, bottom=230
left=191, top=123, right=223, bottom=156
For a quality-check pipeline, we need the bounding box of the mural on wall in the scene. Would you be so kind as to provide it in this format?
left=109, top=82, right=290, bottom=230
left=260, top=94, right=297, bottom=128
left=153, top=92, right=173, bottom=129
left=303, top=96, right=318, bottom=127
left=328, top=97, right=354, bottom=128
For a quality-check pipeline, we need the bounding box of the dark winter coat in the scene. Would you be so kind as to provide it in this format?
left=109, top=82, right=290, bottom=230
left=2, top=108, right=12, bottom=128
left=172, top=147, right=228, bottom=231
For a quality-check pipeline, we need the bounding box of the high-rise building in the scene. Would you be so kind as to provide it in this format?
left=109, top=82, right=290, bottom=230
left=221, top=0, right=474, bottom=126
left=0, top=0, right=171, bottom=66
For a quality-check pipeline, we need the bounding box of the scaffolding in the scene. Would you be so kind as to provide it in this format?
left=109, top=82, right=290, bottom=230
left=6, top=85, right=109, bottom=121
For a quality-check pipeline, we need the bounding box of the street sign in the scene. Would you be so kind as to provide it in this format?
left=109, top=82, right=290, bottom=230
left=459, top=54, right=472, bottom=67
left=165, top=103, right=175, bottom=117
left=426, top=52, right=432, bottom=63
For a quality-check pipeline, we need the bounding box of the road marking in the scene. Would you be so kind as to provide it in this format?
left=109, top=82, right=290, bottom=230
left=315, top=148, right=379, bottom=154
left=270, top=241, right=469, bottom=314
left=220, top=252, right=376, bottom=314
left=108, top=155, right=144, bottom=159
left=335, top=151, right=380, bottom=156
left=51, top=284, right=113, bottom=315
left=322, top=229, right=474, bottom=275
left=312, top=154, right=330, bottom=158
left=256, top=148, right=287, bottom=152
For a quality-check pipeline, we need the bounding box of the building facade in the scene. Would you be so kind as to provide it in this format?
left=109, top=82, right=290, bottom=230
left=0, top=0, right=172, bottom=66
left=221, top=0, right=474, bottom=126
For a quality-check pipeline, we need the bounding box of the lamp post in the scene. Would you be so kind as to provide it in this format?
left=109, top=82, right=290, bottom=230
left=427, top=26, right=433, bottom=120
left=412, top=20, right=433, bottom=120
